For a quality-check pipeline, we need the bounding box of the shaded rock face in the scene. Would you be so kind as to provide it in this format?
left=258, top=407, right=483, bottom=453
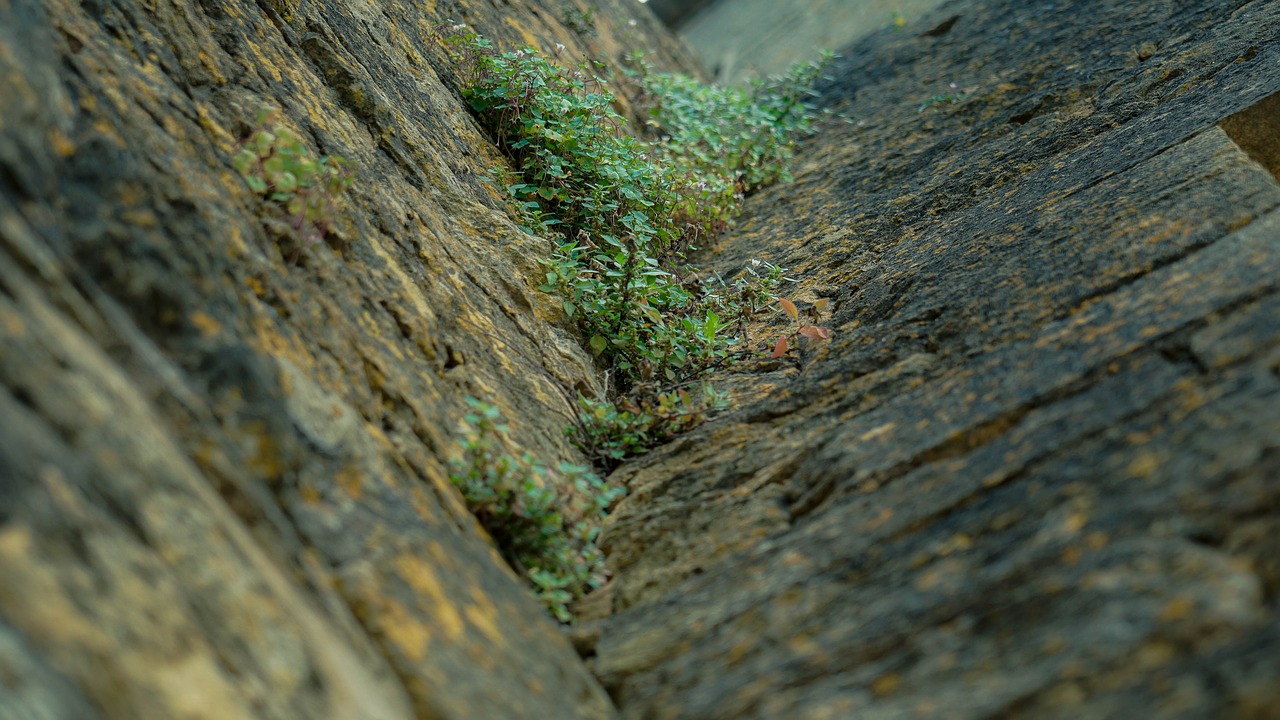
left=0, top=0, right=695, bottom=718
left=679, top=0, right=950, bottom=82
left=2, top=0, right=1278, bottom=718
left=645, top=0, right=718, bottom=28
left=590, top=0, right=1280, bottom=717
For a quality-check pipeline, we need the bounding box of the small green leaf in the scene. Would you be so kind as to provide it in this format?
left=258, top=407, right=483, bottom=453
left=254, top=131, right=275, bottom=157
left=262, top=155, right=285, bottom=177
left=233, top=148, right=258, bottom=175
left=275, top=171, right=298, bottom=193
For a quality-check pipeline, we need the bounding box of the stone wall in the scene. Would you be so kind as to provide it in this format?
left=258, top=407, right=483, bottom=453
left=2, top=0, right=1278, bottom=718
left=591, top=0, right=1280, bottom=717
left=0, top=1, right=694, bottom=718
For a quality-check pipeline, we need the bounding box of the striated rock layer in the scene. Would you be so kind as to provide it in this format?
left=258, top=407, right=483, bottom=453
left=0, top=0, right=696, bottom=718
left=592, top=0, right=1280, bottom=717
left=2, top=0, right=1279, bottom=717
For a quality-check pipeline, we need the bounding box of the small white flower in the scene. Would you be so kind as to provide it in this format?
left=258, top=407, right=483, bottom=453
left=555, top=43, right=566, bottom=55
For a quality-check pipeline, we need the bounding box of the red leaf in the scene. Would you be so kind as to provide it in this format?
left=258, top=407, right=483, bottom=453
left=779, top=298, right=799, bottom=321
left=798, top=325, right=833, bottom=340
left=770, top=336, right=788, bottom=358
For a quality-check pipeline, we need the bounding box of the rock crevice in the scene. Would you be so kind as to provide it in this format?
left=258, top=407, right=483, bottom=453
left=2, top=0, right=1279, bottom=718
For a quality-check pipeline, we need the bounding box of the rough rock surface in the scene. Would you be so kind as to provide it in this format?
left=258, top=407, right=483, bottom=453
left=0, top=1, right=695, bottom=718
left=2, top=0, right=1279, bottom=718
left=591, top=0, right=1280, bottom=717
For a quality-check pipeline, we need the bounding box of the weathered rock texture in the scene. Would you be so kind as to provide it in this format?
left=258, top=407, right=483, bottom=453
left=0, top=0, right=696, bottom=718
left=2, top=0, right=1279, bottom=717
left=591, top=0, right=1280, bottom=717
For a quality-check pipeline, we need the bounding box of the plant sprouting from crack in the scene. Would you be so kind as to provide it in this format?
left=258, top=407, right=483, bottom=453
left=918, top=82, right=965, bottom=113
left=234, top=107, right=353, bottom=255
left=769, top=297, right=833, bottom=359
left=435, top=29, right=834, bottom=619
left=436, top=27, right=829, bottom=394
left=450, top=399, right=623, bottom=623
left=571, top=382, right=729, bottom=471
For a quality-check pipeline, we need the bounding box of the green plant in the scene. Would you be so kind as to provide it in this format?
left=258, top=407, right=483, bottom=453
left=438, top=26, right=831, bottom=472
left=571, top=382, right=728, bottom=470
left=562, top=4, right=596, bottom=35
left=918, top=82, right=964, bottom=113
left=233, top=107, right=353, bottom=252
left=629, top=51, right=832, bottom=196
left=438, top=28, right=825, bottom=388
left=440, top=28, right=724, bottom=384
left=700, top=258, right=792, bottom=346
left=436, top=32, right=833, bottom=619
left=450, top=399, right=623, bottom=622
